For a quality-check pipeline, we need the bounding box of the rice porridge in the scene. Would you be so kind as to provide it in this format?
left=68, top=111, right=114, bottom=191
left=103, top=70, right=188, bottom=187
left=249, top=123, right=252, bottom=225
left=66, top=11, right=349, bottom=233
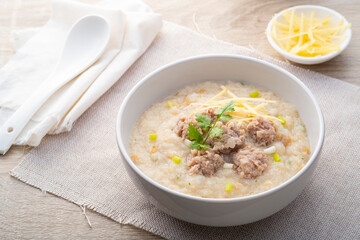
left=129, top=81, right=310, bottom=198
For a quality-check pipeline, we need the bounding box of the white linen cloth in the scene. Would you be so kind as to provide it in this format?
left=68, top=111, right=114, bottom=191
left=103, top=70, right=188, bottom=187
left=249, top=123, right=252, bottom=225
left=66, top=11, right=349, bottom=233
left=0, top=0, right=162, bottom=146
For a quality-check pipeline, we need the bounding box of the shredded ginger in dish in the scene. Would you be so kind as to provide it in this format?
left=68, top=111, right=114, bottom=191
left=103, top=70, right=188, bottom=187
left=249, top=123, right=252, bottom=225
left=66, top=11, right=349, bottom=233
left=269, top=9, right=351, bottom=57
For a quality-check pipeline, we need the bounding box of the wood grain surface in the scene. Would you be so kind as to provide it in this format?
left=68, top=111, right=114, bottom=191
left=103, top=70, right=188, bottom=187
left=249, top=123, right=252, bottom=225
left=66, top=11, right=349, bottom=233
left=0, top=0, right=359, bottom=239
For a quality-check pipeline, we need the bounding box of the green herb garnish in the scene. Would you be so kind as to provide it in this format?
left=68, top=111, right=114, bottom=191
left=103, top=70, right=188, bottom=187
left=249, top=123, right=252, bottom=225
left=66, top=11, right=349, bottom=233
left=167, top=101, right=174, bottom=108
left=219, top=114, right=232, bottom=122
left=273, top=153, right=281, bottom=162
left=277, top=116, right=286, bottom=125
left=188, top=101, right=236, bottom=150
left=190, top=141, right=210, bottom=150
left=188, top=124, right=203, bottom=143
left=171, top=155, right=182, bottom=164
left=195, top=114, right=211, bottom=129
left=209, top=127, right=222, bottom=137
left=149, top=134, right=157, bottom=140
left=250, top=91, right=259, bottom=98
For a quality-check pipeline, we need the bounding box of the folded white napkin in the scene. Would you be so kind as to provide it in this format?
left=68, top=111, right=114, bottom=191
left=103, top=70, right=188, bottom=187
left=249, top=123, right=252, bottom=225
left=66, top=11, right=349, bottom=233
left=0, top=0, right=162, bottom=146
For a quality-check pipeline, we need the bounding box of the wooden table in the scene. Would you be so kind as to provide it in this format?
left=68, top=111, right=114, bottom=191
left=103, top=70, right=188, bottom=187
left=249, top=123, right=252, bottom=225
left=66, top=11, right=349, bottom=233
left=1, top=0, right=359, bottom=239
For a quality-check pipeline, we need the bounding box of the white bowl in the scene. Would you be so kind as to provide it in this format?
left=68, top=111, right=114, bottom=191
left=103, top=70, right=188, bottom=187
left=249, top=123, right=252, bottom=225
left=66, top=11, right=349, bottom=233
left=266, top=5, right=352, bottom=65
left=116, top=55, right=325, bottom=226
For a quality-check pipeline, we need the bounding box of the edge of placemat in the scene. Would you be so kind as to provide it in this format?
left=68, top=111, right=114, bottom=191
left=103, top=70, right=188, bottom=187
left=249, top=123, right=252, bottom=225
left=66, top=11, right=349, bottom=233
left=9, top=164, right=170, bottom=238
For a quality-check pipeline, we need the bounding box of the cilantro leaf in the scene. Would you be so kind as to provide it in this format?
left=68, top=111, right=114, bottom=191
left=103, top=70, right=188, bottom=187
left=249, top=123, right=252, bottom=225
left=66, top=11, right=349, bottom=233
left=224, top=101, right=236, bottom=112
left=195, top=114, right=211, bottom=128
left=185, top=100, right=236, bottom=150
left=188, top=124, right=203, bottom=142
left=220, top=114, right=232, bottom=122
left=201, top=101, right=236, bottom=145
left=214, top=108, right=222, bottom=115
left=190, top=141, right=210, bottom=150
left=214, top=101, right=236, bottom=115
left=209, top=127, right=222, bottom=137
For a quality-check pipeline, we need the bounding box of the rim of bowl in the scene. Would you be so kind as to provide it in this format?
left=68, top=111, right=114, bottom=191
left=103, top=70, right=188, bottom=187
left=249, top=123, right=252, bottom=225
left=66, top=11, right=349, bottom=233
left=266, top=5, right=352, bottom=62
left=116, top=54, right=325, bottom=203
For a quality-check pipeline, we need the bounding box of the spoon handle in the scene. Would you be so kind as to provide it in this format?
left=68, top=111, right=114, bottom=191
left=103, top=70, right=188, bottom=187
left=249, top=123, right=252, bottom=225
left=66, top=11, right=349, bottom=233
left=0, top=74, right=65, bottom=154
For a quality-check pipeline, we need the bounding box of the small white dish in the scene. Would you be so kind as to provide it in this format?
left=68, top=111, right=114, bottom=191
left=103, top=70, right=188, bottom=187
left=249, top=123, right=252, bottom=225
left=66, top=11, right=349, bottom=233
left=266, top=5, right=352, bottom=65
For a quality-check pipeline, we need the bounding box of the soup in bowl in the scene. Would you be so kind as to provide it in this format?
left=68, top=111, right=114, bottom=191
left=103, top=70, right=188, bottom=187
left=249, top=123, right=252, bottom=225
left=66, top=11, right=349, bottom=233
left=116, top=55, right=324, bottom=226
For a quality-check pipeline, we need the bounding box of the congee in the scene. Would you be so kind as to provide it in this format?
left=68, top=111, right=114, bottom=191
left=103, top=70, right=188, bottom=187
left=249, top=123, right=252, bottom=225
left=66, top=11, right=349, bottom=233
left=129, top=81, right=310, bottom=198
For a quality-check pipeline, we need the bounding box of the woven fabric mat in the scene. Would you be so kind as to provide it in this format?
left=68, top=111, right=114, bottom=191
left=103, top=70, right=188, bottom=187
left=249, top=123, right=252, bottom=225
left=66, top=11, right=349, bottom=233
left=11, top=21, right=360, bottom=239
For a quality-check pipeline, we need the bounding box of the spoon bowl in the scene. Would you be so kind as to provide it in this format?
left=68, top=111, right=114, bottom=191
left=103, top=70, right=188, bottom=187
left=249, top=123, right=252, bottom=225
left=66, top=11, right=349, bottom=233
left=58, top=15, right=111, bottom=76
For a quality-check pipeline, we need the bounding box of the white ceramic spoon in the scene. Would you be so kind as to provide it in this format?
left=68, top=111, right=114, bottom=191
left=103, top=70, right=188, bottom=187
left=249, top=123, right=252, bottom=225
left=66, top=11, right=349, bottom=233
left=0, top=15, right=111, bottom=154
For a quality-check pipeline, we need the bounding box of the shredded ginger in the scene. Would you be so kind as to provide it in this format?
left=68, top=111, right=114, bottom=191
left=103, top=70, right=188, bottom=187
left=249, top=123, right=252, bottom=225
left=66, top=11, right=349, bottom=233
left=269, top=9, right=351, bottom=57
left=190, top=86, right=281, bottom=123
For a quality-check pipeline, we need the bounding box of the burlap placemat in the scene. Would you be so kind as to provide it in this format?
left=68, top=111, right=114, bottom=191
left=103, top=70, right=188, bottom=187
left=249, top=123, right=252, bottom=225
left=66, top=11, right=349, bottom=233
left=11, top=21, right=360, bottom=239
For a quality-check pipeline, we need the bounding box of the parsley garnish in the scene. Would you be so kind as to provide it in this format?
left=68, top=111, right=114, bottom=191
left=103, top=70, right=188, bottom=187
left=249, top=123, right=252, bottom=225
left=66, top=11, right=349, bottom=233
left=195, top=114, right=211, bottom=129
left=209, top=127, right=222, bottom=137
left=188, top=124, right=203, bottom=143
left=219, top=114, right=232, bottom=122
left=188, top=101, right=236, bottom=150
left=190, top=141, right=210, bottom=150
